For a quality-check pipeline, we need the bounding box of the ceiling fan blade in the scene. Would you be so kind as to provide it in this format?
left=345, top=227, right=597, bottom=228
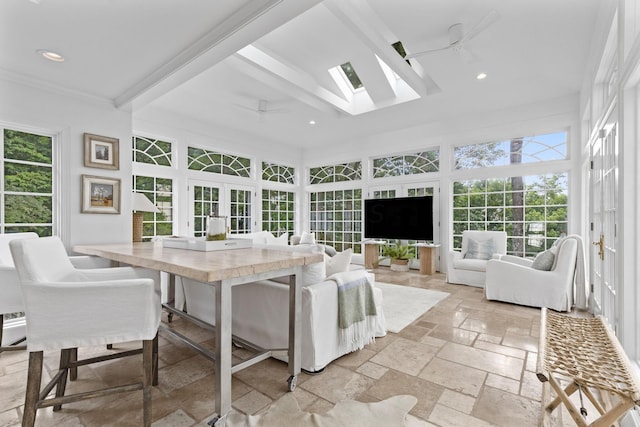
left=461, top=10, right=499, bottom=42
left=404, top=45, right=451, bottom=60
left=459, top=47, right=481, bottom=64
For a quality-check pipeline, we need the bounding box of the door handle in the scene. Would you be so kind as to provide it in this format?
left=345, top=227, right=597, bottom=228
left=592, top=234, right=604, bottom=261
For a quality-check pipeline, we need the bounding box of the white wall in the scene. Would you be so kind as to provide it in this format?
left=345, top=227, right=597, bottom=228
left=0, top=79, right=133, bottom=249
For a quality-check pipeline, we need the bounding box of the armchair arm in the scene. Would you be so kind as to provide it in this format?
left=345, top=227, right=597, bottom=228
left=0, top=266, right=23, bottom=313
left=69, top=255, right=113, bottom=269
left=22, top=278, right=161, bottom=351
left=497, top=255, right=533, bottom=267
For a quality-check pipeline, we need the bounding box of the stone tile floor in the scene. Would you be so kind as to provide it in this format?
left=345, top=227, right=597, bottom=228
left=0, top=269, right=597, bottom=426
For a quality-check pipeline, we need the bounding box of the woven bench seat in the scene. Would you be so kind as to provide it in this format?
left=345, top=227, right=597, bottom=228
left=536, top=308, right=640, bottom=426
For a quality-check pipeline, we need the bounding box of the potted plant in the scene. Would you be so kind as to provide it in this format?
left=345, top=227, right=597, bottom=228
left=382, top=241, right=413, bottom=272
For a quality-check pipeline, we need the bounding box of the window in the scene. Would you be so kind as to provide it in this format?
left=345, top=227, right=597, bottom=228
left=373, top=150, right=439, bottom=178
left=309, top=161, right=362, bottom=184
left=262, top=161, right=295, bottom=184
left=230, top=189, right=252, bottom=234
left=262, top=189, right=294, bottom=236
left=339, top=62, right=363, bottom=90
left=133, top=176, right=173, bottom=240
left=2, top=128, right=53, bottom=236
left=192, top=185, right=220, bottom=237
left=309, top=189, right=362, bottom=253
left=188, top=147, right=251, bottom=178
left=454, top=132, right=567, bottom=170
left=452, top=173, right=568, bottom=257
left=391, top=40, right=411, bottom=66
left=133, top=135, right=172, bottom=166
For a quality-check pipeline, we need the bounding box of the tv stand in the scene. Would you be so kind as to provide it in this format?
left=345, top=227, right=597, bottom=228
left=411, top=243, right=440, bottom=275
left=362, top=240, right=386, bottom=269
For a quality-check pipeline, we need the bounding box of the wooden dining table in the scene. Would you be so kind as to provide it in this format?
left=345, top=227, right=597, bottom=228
left=73, top=241, right=324, bottom=426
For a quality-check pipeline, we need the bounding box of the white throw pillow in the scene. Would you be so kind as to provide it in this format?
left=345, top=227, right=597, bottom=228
left=258, top=243, right=326, bottom=286
left=265, top=232, right=288, bottom=246
left=325, top=248, right=352, bottom=276
left=464, top=238, right=495, bottom=260
left=531, top=245, right=559, bottom=271
left=299, top=231, right=316, bottom=245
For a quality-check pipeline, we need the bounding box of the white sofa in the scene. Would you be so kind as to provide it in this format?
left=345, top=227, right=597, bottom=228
left=446, top=230, right=507, bottom=287
left=179, top=242, right=386, bottom=372
left=485, top=238, right=578, bottom=312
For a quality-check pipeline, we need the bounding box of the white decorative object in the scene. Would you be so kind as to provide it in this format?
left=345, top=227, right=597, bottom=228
left=162, top=237, right=251, bottom=252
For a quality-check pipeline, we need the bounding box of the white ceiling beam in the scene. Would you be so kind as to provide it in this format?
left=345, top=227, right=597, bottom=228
left=323, top=0, right=440, bottom=97
left=236, top=45, right=354, bottom=115
left=226, top=55, right=342, bottom=116
left=115, top=0, right=323, bottom=110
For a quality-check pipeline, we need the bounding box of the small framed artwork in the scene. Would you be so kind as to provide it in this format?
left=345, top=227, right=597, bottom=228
left=84, top=133, right=119, bottom=170
left=81, top=175, right=121, bottom=214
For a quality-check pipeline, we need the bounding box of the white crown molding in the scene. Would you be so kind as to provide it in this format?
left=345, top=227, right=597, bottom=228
left=0, top=68, right=115, bottom=108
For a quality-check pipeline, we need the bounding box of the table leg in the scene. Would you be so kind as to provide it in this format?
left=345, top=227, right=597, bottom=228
left=287, top=269, right=301, bottom=391
left=213, top=281, right=232, bottom=424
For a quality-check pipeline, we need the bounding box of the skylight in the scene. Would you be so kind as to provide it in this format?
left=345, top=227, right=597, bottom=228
left=339, top=62, right=363, bottom=90
left=392, top=41, right=410, bottom=66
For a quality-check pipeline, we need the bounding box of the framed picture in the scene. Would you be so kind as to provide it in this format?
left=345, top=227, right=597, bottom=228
left=81, top=175, right=121, bottom=214
left=84, top=133, right=119, bottom=170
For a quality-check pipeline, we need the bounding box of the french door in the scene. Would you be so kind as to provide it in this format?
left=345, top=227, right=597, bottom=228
left=187, top=180, right=256, bottom=237
left=589, top=115, right=618, bottom=329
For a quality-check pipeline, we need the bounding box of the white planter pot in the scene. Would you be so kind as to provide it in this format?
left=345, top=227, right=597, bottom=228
left=390, top=262, right=410, bottom=272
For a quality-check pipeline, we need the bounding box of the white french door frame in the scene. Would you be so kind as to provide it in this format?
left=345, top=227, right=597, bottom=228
left=187, top=179, right=256, bottom=237
left=589, top=109, right=619, bottom=330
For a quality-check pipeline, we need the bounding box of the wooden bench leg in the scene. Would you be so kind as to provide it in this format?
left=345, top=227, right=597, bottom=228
left=547, top=376, right=588, bottom=427
left=23, top=351, right=43, bottom=427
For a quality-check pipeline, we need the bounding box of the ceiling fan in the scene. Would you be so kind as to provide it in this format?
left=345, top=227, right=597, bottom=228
left=234, top=99, right=288, bottom=121
left=404, top=10, right=500, bottom=63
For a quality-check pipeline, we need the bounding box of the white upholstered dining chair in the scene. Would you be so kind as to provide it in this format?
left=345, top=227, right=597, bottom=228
left=0, top=232, right=113, bottom=352
left=10, top=236, right=162, bottom=427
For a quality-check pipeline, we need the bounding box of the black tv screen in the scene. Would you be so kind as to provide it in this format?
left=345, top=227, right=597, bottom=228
left=364, top=196, right=433, bottom=241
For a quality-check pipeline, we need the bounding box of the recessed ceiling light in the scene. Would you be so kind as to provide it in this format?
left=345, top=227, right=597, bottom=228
left=476, top=72, right=487, bottom=80
left=36, top=49, right=65, bottom=62
left=309, top=120, right=316, bottom=125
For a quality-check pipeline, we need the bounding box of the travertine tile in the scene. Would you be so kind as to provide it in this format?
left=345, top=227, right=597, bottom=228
left=370, top=337, right=437, bottom=376
left=474, top=339, right=527, bottom=359
left=428, top=325, right=477, bottom=345
left=231, top=390, right=272, bottom=415
left=300, top=364, right=375, bottom=403
left=473, top=386, right=540, bottom=426
left=152, top=409, right=195, bottom=427
left=356, top=361, right=389, bottom=379
left=437, top=389, right=476, bottom=414
left=485, top=373, right=520, bottom=395
left=437, top=342, right=524, bottom=380
left=429, top=403, right=493, bottom=427
left=419, top=357, right=486, bottom=397
left=503, top=331, right=539, bottom=352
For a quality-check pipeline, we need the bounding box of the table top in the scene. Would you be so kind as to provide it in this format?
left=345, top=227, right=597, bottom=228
left=73, top=242, right=324, bottom=283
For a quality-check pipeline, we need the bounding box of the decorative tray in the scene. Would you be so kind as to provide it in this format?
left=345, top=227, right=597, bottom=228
left=162, top=237, right=252, bottom=252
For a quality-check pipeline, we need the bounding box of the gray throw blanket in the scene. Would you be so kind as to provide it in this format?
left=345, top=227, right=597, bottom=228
left=331, top=270, right=378, bottom=354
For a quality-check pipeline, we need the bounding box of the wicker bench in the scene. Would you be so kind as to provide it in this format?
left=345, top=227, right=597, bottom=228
left=536, top=308, right=640, bottom=426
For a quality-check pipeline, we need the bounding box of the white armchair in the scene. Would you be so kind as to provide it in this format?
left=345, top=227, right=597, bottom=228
left=485, top=238, right=579, bottom=311
left=485, top=237, right=578, bottom=312
left=0, top=232, right=112, bottom=352
left=9, top=236, right=161, bottom=427
left=446, top=231, right=507, bottom=287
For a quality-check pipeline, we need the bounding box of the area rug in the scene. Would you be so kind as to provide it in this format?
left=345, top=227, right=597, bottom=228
left=225, top=394, right=417, bottom=426
left=376, top=282, right=449, bottom=333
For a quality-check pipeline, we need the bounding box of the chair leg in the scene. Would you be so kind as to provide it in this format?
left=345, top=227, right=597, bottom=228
left=22, top=351, right=43, bottom=427
left=53, top=349, right=72, bottom=411
left=143, top=339, right=154, bottom=427
left=69, top=348, right=78, bottom=381
left=152, top=334, right=159, bottom=386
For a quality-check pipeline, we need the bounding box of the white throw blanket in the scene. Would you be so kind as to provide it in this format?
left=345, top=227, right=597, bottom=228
left=330, top=270, right=378, bottom=356
left=562, top=234, right=588, bottom=310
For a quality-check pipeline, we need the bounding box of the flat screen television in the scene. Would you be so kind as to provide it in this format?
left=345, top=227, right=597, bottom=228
left=364, top=196, right=433, bottom=241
